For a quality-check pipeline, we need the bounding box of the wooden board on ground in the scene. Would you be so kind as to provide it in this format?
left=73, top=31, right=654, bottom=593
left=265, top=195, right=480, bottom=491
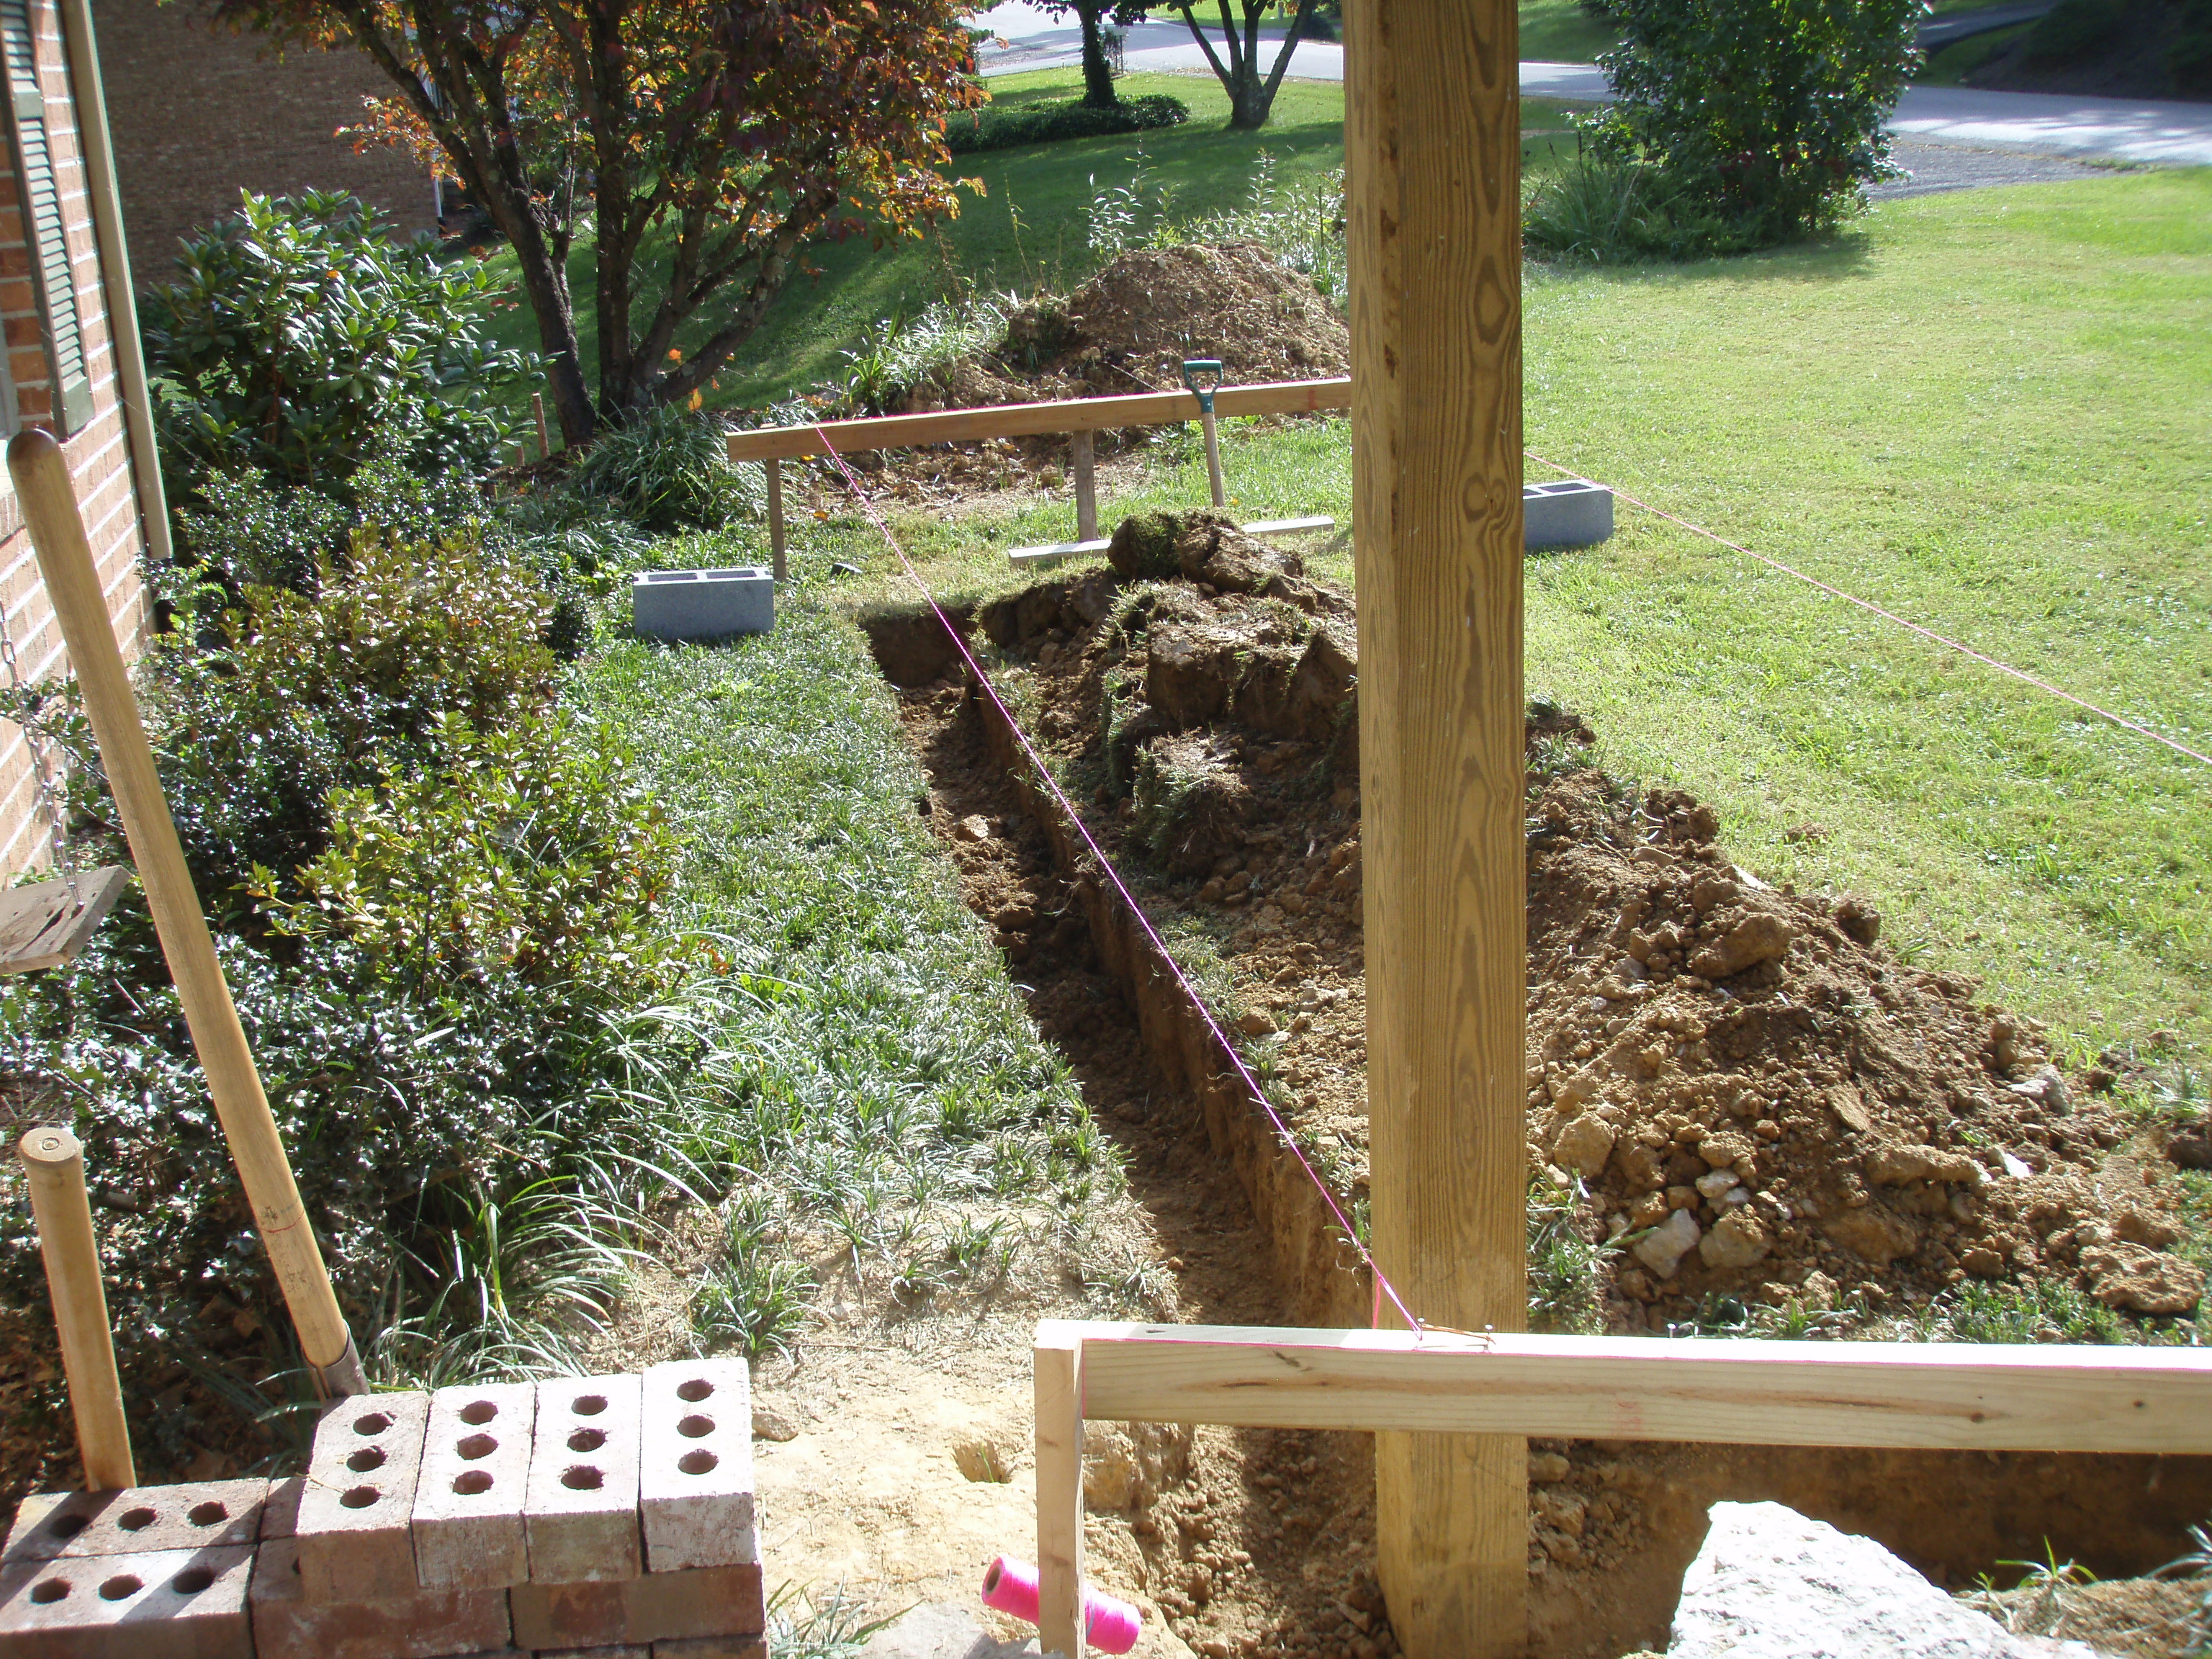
left=0, top=865, right=127, bottom=974
left=1009, top=517, right=1337, bottom=569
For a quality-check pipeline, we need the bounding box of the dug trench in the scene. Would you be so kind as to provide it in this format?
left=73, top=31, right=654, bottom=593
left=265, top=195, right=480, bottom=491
left=863, top=513, right=2212, bottom=1659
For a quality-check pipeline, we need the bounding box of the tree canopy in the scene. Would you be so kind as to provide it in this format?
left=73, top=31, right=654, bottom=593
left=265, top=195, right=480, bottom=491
left=207, top=0, right=984, bottom=441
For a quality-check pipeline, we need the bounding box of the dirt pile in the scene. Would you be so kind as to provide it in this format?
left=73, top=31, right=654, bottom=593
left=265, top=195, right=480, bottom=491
left=906, top=243, right=1349, bottom=413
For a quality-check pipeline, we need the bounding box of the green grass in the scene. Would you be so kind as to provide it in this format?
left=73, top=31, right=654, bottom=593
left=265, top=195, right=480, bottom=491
left=1520, top=0, right=1620, bottom=60
left=1917, top=19, right=2036, bottom=84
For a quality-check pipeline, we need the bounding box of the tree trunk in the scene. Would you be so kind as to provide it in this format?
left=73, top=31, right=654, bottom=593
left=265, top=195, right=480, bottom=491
left=1229, top=73, right=1268, bottom=127
left=1079, top=4, right=1119, bottom=107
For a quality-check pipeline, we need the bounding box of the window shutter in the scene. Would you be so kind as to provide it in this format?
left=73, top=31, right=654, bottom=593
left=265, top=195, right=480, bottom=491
left=1, top=0, right=89, bottom=434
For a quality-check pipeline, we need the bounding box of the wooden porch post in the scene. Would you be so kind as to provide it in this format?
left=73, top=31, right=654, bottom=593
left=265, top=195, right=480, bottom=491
left=1347, top=0, right=1529, bottom=1652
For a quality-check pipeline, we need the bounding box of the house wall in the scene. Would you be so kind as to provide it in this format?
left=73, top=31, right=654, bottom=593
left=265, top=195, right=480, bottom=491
left=91, top=0, right=435, bottom=287
left=0, top=0, right=150, bottom=875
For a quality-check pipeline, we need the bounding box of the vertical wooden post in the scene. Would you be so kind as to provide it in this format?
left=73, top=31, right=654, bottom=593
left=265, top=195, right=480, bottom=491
left=1347, top=0, right=1527, bottom=1650
left=18, top=1126, right=135, bottom=1491
left=1071, top=430, right=1099, bottom=541
left=532, top=392, right=552, bottom=461
left=8, top=430, right=367, bottom=1399
left=765, top=457, right=788, bottom=582
left=1035, top=1322, right=1087, bottom=1659
left=1198, top=408, right=1227, bottom=509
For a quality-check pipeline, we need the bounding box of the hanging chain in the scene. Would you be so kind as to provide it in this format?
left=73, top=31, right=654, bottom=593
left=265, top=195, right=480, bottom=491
left=0, top=613, right=80, bottom=908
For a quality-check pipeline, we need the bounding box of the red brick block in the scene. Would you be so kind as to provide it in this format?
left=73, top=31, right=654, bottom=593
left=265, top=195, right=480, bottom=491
left=639, top=1360, right=755, bottom=1573
left=413, top=1379, right=535, bottom=1590
left=525, top=1374, right=642, bottom=1583
left=508, top=1562, right=766, bottom=1650
left=248, top=1534, right=512, bottom=1659
left=3, top=1483, right=269, bottom=1565
left=295, top=1390, right=431, bottom=1603
left=259, top=1478, right=302, bottom=1541
left=653, top=1640, right=768, bottom=1659
left=0, top=1545, right=253, bottom=1659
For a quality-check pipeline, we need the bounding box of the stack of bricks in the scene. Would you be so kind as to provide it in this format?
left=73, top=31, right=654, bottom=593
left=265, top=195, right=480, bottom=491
left=0, top=1359, right=765, bottom=1659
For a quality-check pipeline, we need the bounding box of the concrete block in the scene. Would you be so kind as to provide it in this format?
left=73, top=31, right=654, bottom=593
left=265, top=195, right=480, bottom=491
left=0, top=1545, right=253, bottom=1659
left=248, top=1534, right=513, bottom=1659
left=654, top=1640, right=769, bottom=1659
left=4, top=1482, right=269, bottom=1565
left=526, top=1373, right=642, bottom=1583
left=414, top=1378, right=536, bottom=1589
left=1523, top=477, right=1614, bottom=549
left=631, top=568, right=773, bottom=641
left=510, top=1563, right=766, bottom=1650
left=639, top=1359, right=756, bottom=1573
left=295, top=1390, right=431, bottom=1603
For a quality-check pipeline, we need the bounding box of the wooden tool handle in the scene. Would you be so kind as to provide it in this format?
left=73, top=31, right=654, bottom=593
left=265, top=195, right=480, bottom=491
left=8, top=429, right=365, bottom=1396
left=19, top=1125, right=135, bottom=1489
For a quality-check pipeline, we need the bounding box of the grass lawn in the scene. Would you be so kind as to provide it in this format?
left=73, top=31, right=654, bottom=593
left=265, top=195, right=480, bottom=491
left=805, top=166, right=2212, bottom=1072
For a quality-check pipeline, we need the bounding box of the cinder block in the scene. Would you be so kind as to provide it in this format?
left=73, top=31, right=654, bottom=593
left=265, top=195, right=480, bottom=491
left=631, top=567, right=773, bottom=641
left=509, top=1563, right=766, bottom=1650
left=3, top=1482, right=269, bottom=1564
left=248, top=1534, right=513, bottom=1659
left=295, top=1390, right=431, bottom=1602
left=526, top=1373, right=642, bottom=1583
left=1523, top=477, right=1614, bottom=549
left=639, top=1359, right=756, bottom=1573
left=414, top=1379, right=536, bottom=1589
left=653, top=1639, right=768, bottom=1659
left=0, top=1545, right=253, bottom=1659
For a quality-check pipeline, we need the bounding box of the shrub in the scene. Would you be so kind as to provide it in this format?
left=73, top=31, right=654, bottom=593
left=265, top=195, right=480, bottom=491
left=1524, top=150, right=1735, bottom=264
left=142, top=189, right=534, bottom=503
left=569, top=404, right=765, bottom=532
left=944, top=93, right=1187, bottom=155
left=171, top=457, right=485, bottom=598
left=1585, top=0, right=1920, bottom=251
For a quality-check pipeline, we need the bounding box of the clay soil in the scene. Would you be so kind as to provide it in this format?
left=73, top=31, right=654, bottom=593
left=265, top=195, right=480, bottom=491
left=864, top=515, right=2212, bottom=1658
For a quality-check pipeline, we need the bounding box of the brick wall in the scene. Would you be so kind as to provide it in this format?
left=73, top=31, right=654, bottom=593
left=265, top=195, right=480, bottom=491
left=93, top=0, right=435, bottom=287
left=0, top=0, right=150, bottom=875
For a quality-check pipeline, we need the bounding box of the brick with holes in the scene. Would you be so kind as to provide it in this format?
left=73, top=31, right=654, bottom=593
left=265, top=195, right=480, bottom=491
left=639, top=1359, right=757, bottom=1573
left=295, top=1390, right=431, bottom=1602
left=3, top=1481, right=270, bottom=1565
left=413, top=1378, right=536, bottom=1589
left=526, top=1372, right=642, bottom=1582
left=0, top=1545, right=253, bottom=1658
left=248, top=1535, right=512, bottom=1659
left=508, top=1561, right=765, bottom=1650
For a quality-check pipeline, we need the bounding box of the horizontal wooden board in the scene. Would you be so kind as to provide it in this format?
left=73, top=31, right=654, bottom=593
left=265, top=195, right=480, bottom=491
left=1052, top=1321, right=2212, bottom=1456
left=726, top=379, right=1352, bottom=462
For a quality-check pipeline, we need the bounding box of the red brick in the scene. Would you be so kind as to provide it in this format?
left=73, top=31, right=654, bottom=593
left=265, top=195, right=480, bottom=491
left=509, top=1563, right=766, bottom=1650
left=525, top=1374, right=642, bottom=1583
left=413, top=1378, right=534, bottom=1589
left=2, top=1481, right=269, bottom=1563
left=0, top=1545, right=252, bottom=1658
left=295, top=1390, right=431, bottom=1603
left=654, top=1640, right=768, bottom=1659
left=248, top=1534, right=512, bottom=1659
left=639, top=1359, right=755, bottom=1573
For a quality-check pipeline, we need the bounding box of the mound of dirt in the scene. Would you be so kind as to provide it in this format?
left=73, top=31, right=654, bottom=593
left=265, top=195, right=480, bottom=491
left=905, top=243, right=1349, bottom=414
left=873, top=513, right=2206, bottom=1339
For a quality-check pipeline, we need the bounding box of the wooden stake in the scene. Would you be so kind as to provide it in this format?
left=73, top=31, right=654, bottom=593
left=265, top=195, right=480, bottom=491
left=8, top=430, right=367, bottom=1398
left=1071, top=429, right=1099, bottom=541
left=1348, top=0, right=1526, bottom=1647
left=766, top=457, right=787, bottom=583
left=1035, top=1325, right=1087, bottom=1659
left=18, top=1126, right=135, bottom=1490
left=1198, top=408, right=1227, bottom=509
left=533, top=392, right=552, bottom=461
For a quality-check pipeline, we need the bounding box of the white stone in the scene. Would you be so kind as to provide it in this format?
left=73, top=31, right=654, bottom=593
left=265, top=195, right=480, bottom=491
left=1695, top=1169, right=1740, bottom=1200
left=1631, top=1209, right=1701, bottom=1279
left=1669, top=1502, right=2100, bottom=1659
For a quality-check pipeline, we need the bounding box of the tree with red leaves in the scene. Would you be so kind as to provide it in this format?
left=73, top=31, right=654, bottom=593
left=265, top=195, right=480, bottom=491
left=205, top=0, right=984, bottom=442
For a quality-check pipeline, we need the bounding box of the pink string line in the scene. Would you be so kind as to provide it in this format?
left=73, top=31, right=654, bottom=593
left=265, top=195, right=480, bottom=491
left=806, top=424, right=1426, bottom=1335
left=1525, top=450, right=2212, bottom=770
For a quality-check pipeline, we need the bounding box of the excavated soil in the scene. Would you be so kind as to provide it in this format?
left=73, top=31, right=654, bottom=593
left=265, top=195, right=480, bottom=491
left=870, top=512, right=2212, bottom=1658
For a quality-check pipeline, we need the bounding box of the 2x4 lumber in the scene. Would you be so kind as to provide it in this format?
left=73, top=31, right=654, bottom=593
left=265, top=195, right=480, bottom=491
left=1051, top=1322, right=2212, bottom=1455
left=1035, top=1326, right=1087, bottom=1659
left=723, top=377, right=1351, bottom=462
left=6, top=430, right=367, bottom=1398
left=1346, top=0, right=1527, bottom=1647
left=16, top=1127, right=134, bottom=1490
left=1071, top=430, right=1098, bottom=540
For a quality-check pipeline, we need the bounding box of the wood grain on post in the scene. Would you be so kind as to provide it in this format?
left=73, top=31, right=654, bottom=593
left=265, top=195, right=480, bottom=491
left=7, top=429, right=367, bottom=1398
left=1348, top=0, right=1527, bottom=1647
left=1071, top=430, right=1098, bottom=541
left=1035, top=1322, right=1087, bottom=1659
left=18, top=1126, right=135, bottom=1490
left=765, top=457, right=787, bottom=582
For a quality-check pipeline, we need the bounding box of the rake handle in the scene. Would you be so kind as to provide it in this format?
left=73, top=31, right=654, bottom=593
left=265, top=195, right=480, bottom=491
left=19, top=1125, right=135, bottom=1490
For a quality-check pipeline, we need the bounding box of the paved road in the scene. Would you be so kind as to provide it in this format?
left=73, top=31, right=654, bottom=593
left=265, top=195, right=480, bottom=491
left=972, top=1, right=2212, bottom=165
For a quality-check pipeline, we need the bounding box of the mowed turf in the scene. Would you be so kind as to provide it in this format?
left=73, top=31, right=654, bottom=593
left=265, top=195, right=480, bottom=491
left=827, top=165, right=2212, bottom=1066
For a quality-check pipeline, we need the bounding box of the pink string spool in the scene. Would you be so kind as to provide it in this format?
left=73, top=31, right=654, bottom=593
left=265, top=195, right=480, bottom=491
left=981, top=1555, right=1143, bottom=1655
